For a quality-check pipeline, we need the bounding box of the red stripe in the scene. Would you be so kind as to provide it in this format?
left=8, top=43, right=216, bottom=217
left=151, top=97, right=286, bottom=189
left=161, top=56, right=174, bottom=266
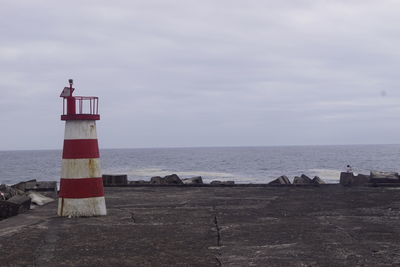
left=59, top=178, right=104, bottom=198
left=63, top=139, right=99, bottom=159
left=61, top=114, right=100, bottom=121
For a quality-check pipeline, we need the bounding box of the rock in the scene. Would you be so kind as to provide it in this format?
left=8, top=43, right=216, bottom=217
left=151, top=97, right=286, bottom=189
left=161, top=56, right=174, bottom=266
left=340, top=172, right=369, bottom=186
left=370, top=171, right=400, bottom=183
left=293, top=176, right=301, bottom=184
left=340, top=172, right=353, bottom=186
left=269, top=176, right=291, bottom=185
left=301, top=174, right=313, bottom=181
left=370, top=171, right=399, bottom=178
left=182, top=176, right=203, bottom=184
left=11, top=180, right=57, bottom=193
left=0, top=184, right=23, bottom=200
left=0, top=200, right=19, bottom=219
left=210, top=180, right=235, bottom=185
left=28, top=192, right=54, bottom=206
left=12, top=179, right=37, bottom=191
left=129, top=180, right=149, bottom=185
left=164, top=174, right=183, bottom=184
left=149, top=175, right=183, bottom=185
left=7, top=194, right=32, bottom=213
left=34, top=181, right=57, bottom=192
left=312, top=176, right=325, bottom=185
left=355, top=174, right=370, bottom=185
left=103, top=174, right=128, bottom=186
left=24, top=180, right=41, bottom=190
left=293, top=174, right=313, bottom=184
left=150, top=176, right=167, bottom=184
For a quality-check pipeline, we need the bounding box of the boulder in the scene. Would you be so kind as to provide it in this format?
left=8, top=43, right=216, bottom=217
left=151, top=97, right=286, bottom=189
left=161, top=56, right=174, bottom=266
left=293, top=174, right=313, bottom=184
left=340, top=172, right=369, bottom=186
left=182, top=176, right=203, bottom=184
left=24, top=180, right=41, bottom=190
left=340, top=172, right=353, bottom=186
left=0, top=184, right=23, bottom=200
left=150, top=176, right=167, bottom=184
left=370, top=171, right=399, bottom=178
left=269, top=176, right=291, bottom=185
left=164, top=174, right=183, bottom=184
left=370, top=171, right=400, bottom=183
left=34, top=181, right=57, bottom=192
left=312, top=176, right=325, bottom=185
left=301, top=174, right=313, bottom=181
left=210, top=180, right=235, bottom=185
left=28, top=192, right=54, bottom=206
left=7, top=194, right=32, bottom=213
left=103, top=174, right=128, bottom=186
left=12, top=179, right=37, bottom=191
left=354, top=174, right=370, bottom=185
left=0, top=200, right=19, bottom=219
left=11, top=180, right=57, bottom=192
left=129, top=180, right=149, bottom=185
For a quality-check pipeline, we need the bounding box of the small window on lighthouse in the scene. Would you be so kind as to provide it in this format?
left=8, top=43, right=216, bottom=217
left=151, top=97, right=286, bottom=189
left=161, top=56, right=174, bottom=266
left=60, top=87, right=75, bottom=97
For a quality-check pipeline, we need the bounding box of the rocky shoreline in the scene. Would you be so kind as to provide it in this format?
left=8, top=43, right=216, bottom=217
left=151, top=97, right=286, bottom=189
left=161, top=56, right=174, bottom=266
left=2, top=170, right=400, bottom=222
left=103, top=170, right=400, bottom=187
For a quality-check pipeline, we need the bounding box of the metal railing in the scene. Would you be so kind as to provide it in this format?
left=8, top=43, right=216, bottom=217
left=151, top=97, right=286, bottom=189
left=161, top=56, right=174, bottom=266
left=62, top=96, right=99, bottom=115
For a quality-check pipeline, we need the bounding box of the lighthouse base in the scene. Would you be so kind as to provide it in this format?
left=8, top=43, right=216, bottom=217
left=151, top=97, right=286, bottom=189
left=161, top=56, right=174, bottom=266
left=57, top=196, right=107, bottom=217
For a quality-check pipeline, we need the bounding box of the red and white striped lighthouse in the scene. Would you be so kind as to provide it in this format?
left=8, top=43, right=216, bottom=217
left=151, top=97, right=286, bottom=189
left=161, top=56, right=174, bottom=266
left=57, top=79, right=106, bottom=217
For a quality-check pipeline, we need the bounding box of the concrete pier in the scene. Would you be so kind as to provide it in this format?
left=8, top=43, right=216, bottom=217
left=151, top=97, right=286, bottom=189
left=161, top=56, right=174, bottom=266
left=1, top=186, right=400, bottom=266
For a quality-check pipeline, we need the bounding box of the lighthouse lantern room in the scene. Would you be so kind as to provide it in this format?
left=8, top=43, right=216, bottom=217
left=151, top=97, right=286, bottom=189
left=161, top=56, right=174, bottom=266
left=58, top=79, right=106, bottom=217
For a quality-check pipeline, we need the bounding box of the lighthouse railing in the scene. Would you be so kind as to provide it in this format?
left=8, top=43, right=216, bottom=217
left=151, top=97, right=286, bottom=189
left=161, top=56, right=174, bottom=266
left=62, top=96, right=99, bottom=115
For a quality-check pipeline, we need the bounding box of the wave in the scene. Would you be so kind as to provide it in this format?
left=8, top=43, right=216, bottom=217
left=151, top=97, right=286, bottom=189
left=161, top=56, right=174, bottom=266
left=308, top=168, right=342, bottom=182
left=117, top=168, right=236, bottom=182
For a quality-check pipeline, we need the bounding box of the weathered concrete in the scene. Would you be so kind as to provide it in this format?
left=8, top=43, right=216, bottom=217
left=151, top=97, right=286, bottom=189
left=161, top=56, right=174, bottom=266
left=1, top=186, right=400, bottom=266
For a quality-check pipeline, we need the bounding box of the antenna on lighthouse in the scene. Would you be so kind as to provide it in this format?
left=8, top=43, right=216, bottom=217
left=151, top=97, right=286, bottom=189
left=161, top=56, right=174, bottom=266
left=60, top=79, right=75, bottom=97
left=68, top=79, right=73, bottom=97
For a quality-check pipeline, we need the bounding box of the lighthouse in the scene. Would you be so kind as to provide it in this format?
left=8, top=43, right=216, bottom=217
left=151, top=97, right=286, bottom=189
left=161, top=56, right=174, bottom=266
left=58, top=79, right=106, bottom=217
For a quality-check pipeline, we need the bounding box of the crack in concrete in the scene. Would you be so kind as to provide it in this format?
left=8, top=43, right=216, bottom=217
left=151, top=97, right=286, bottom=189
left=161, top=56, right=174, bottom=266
left=215, top=255, right=222, bottom=266
left=212, top=206, right=223, bottom=266
left=212, top=206, right=222, bottom=247
left=214, top=214, right=221, bottom=247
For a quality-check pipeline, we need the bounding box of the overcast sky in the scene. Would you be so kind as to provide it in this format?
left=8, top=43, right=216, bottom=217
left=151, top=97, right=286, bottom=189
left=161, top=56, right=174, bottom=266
left=1, top=0, right=400, bottom=150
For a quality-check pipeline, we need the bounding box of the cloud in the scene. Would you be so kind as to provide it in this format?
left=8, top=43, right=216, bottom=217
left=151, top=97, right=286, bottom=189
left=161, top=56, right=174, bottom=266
left=1, top=0, right=400, bottom=149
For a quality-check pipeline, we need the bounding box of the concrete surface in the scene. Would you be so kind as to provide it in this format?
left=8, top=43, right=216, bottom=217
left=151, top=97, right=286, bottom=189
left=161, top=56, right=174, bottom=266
left=1, top=186, right=400, bottom=266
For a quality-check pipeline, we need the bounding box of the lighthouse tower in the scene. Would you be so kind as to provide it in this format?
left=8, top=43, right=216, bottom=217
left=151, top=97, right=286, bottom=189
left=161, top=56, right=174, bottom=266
left=58, top=79, right=106, bottom=217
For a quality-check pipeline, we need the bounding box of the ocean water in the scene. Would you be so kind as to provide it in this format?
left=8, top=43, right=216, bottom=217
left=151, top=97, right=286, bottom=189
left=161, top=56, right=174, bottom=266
left=0, top=145, right=399, bottom=185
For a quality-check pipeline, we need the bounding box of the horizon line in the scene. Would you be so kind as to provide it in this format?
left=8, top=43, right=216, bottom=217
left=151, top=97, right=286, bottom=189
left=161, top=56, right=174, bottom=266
left=1, top=143, right=399, bottom=152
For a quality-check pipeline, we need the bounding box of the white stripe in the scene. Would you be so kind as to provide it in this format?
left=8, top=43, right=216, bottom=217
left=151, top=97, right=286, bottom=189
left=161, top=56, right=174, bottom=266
left=61, top=158, right=101, bottom=178
left=64, top=120, right=98, bottom=140
left=57, top=196, right=107, bottom=217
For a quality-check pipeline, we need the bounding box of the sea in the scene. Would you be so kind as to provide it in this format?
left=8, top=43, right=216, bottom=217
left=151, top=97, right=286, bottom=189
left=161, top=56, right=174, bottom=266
left=1, top=144, right=399, bottom=185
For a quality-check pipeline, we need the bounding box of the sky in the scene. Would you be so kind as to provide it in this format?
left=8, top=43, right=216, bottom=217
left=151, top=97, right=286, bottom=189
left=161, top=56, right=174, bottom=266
left=1, top=0, right=400, bottom=150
